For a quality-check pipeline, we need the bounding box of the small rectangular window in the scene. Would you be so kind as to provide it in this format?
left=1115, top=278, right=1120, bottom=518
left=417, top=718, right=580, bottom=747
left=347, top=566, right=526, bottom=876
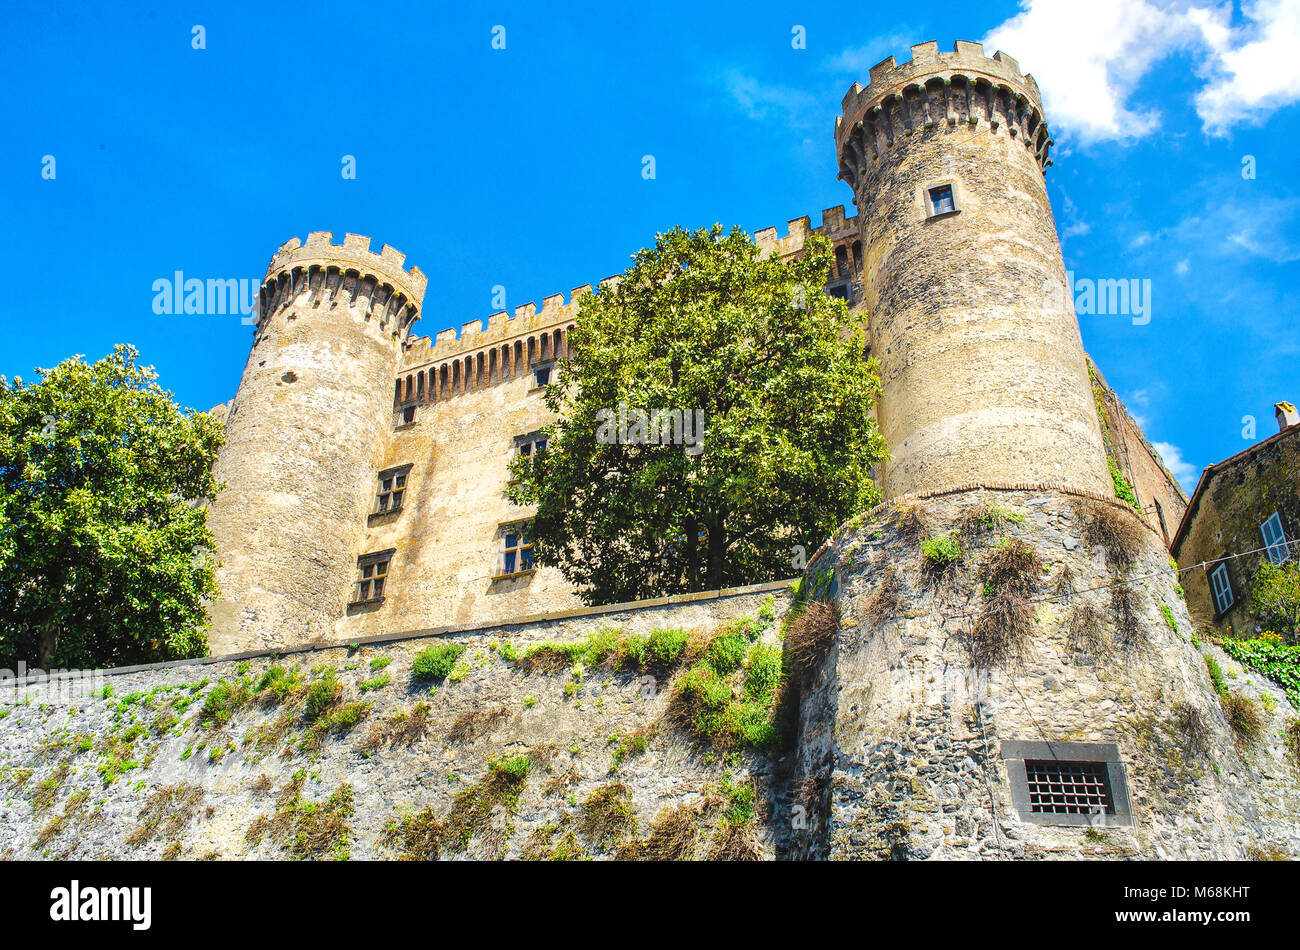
left=929, top=184, right=956, bottom=216
left=373, top=465, right=412, bottom=516
left=517, top=433, right=548, bottom=459
left=1210, top=562, right=1234, bottom=615
left=498, top=525, right=534, bottom=576
left=353, top=550, right=394, bottom=604
left=1261, top=511, right=1289, bottom=565
left=534, top=366, right=551, bottom=387
left=1024, top=759, right=1114, bottom=816
left=401, top=405, right=416, bottom=425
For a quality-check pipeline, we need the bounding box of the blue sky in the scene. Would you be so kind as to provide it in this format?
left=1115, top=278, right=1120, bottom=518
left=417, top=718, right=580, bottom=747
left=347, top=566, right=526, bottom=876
left=2, top=0, right=1297, bottom=492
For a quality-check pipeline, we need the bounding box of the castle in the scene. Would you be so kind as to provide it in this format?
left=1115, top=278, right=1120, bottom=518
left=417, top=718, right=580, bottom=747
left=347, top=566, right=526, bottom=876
left=206, top=39, right=1187, bottom=656
left=5, top=40, right=1295, bottom=863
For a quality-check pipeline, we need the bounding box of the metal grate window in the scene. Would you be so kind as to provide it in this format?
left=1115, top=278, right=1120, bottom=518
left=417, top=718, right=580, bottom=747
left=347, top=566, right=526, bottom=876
left=1024, top=759, right=1114, bottom=815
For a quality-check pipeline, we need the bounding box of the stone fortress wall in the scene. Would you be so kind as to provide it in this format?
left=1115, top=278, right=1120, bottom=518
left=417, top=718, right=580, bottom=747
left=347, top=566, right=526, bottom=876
left=836, top=40, right=1112, bottom=500
left=207, top=41, right=1181, bottom=660
left=11, top=37, right=1292, bottom=865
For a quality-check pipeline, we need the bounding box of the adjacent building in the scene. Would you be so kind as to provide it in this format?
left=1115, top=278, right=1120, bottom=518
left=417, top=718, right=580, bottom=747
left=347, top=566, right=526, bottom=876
left=1172, top=402, right=1300, bottom=636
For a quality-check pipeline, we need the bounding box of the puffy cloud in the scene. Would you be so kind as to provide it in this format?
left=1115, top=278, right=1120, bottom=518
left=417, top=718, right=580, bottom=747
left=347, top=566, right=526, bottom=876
left=1153, top=440, right=1201, bottom=491
left=1195, top=0, right=1300, bottom=133
left=982, top=0, right=1300, bottom=141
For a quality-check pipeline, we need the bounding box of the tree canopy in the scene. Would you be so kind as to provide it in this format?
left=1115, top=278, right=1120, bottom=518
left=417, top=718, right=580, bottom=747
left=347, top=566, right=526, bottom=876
left=0, top=345, right=224, bottom=668
left=506, top=224, right=885, bottom=604
left=1251, top=560, right=1300, bottom=643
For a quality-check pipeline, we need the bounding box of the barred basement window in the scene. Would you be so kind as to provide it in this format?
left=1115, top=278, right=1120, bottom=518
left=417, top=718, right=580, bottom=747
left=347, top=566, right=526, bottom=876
left=1002, top=740, right=1133, bottom=827
left=1024, top=759, right=1113, bottom=816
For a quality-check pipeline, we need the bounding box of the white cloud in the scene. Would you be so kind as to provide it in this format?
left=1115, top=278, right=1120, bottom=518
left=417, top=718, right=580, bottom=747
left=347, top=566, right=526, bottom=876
left=983, top=0, right=1300, bottom=142
left=1175, top=258, right=1191, bottom=274
left=1153, top=440, right=1201, bottom=491
left=825, top=31, right=920, bottom=74
left=984, top=0, right=1202, bottom=141
left=1194, top=0, right=1300, bottom=133
left=723, top=70, right=821, bottom=128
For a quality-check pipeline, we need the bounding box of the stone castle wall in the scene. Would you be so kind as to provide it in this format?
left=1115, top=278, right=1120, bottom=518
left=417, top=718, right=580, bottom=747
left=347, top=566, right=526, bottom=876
left=343, top=359, right=582, bottom=639
left=0, top=584, right=791, bottom=861
left=1087, top=358, right=1189, bottom=545
left=837, top=41, right=1111, bottom=500
left=788, top=487, right=1299, bottom=860
left=208, top=234, right=425, bottom=654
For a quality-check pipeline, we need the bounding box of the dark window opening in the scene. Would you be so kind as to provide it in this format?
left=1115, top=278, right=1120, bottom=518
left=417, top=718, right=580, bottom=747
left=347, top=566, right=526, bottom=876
left=353, top=551, right=394, bottom=604
left=929, top=184, right=956, bottom=215
left=534, top=366, right=551, bottom=387
left=518, top=435, right=548, bottom=458
left=500, top=526, right=534, bottom=576
left=402, top=405, right=416, bottom=425
left=1024, top=759, right=1114, bottom=815
left=376, top=469, right=409, bottom=513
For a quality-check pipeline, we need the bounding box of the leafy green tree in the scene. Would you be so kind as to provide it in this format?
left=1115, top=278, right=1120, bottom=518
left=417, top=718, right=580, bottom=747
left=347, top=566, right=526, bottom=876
left=0, top=345, right=224, bottom=668
left=1250, top=560, right=1300, bottom=643
left=506, top=225, right=885, bottom=604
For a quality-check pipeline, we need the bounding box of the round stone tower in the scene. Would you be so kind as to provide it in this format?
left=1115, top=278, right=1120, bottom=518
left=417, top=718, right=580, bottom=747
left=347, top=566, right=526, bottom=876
left=836, top=40, right=1110, bottom=499
left=207, top=233, right=426, bottom=653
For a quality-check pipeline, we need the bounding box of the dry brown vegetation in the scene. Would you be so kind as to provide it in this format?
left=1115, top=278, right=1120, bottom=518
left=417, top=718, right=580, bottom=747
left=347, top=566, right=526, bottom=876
left=448, top=706, right=510, bottom=743
left=979, top=539, right=1043, bottom=598
left=1221, top=691, right=1266, bottom=745
left=126, top=784, right=204, bottom=848
left=865, top=564, right=901, bottom=624
left=1174, top=701, right=1213, bottom=759
left=1080, top=500, right=1144, bottom=569
left=617, top=802, right=703, bottom=860
left=578, top=782, right=636, bottom=847
left=360, top=701, right=431, bottom=753
left=1111, top=584, right=1146, bottom=652
left=967, top=591, right=1035, bottom=669
left=894, top=503, right=930, bottom=542
left=1064, top=602, right=1108, bottom=655
left=707, top=823, right=762, bottom=861
left=783, top=601, right=840, bottom=685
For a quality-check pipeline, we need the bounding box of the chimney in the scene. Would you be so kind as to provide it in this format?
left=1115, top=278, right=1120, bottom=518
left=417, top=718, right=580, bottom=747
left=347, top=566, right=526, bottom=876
left=1276, top=401, right=1299, bottom=432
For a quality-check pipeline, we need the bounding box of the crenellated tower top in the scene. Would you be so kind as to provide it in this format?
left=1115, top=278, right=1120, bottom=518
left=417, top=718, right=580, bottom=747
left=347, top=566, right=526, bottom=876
left=835, top=40, right=1053, bottom=191
left=256, top=232, right=427, bottom=342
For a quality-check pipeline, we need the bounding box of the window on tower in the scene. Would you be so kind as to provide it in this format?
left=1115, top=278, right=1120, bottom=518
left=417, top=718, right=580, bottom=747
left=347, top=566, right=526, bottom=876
left=928, top=184, right=957, bottom=216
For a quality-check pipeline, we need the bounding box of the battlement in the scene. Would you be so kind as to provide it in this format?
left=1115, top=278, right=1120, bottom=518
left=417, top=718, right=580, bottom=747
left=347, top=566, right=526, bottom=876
left=754, top=205, right=859, bottom=260
left=835, top=40, right=1053, bottom=184
left=266, top=232, right=428, bottom=304
left=401, top=281, right=610, bottom=370
left=256, top=232, right=427, bottom=341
